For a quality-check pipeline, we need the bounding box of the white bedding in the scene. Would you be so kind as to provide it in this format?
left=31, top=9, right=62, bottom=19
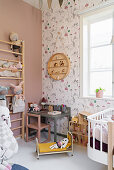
left=92, top=117, right=113, bottom=144
left=0, top=106, right=18, bottom=161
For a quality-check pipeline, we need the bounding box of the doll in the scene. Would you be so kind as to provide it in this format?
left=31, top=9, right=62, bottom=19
left=50, top=138, right=68, bottom=149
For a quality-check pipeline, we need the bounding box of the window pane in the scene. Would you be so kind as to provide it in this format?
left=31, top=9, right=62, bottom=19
left=90, top=45, right=112, bottom=70
left=90, top=18, right=112, bottom=46
left=90, top=71, right=112, bottom=96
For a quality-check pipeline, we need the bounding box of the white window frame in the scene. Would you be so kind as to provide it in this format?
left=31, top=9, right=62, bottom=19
left=80, top=4, right=114, bottom=99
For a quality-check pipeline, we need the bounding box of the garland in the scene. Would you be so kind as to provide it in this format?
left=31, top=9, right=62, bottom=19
left=39, top=0, right=76, bottom=9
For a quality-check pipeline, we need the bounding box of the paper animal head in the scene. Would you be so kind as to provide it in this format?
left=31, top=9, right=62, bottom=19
left=10, top=81, right=23, bottom=95
left=9, top=32, right=18, bottom=42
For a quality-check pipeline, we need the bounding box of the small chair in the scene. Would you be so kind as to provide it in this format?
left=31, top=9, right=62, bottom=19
left=26, top=113, right=51, bottom=143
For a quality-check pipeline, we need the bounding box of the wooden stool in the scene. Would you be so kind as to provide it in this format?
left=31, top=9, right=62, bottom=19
left=26, top=113, right=51, bottom=143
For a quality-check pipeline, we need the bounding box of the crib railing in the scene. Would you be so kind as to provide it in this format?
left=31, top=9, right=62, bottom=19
left=88, top=108, right=114, bottom=170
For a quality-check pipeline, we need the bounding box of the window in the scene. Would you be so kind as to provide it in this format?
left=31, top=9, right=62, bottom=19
left=80, top=6, right=114, bottom=98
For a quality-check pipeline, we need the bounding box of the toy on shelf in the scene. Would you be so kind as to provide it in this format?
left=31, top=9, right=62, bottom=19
left=16, top=62, right=22, bottom=70
left=10, top=81, right=23, bottom=95
left=28, top=103, right=40, bottom=112
left=60, top=61, right=64, bottom=66
left=9, top=32, right=22, bottom=57
left=48, top=105, right=53, bottom=112
left=0, top=86, right=9, bottom=100
left=9, top=65, right=18, bottom=72
left=69, top=111, right=92, bottom=146
left=40, top=97, right=48, bottom=111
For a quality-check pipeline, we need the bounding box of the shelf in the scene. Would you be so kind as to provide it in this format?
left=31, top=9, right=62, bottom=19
left=10, top=111, right=23, bottom=114
left=15, top=134, right=22, bottom=138
left=72, top=131, right=88, bottom=137
left=0, top=49, right=22, bottom=56
left=0, top=40, right=22, bottom=47
left=50, top=73, right=66, bottom=75
left=52, top=59, right=67, bottom=61
left=69, top=121, right=88, bottom=126
left=11, top=118, right=22, bottom=123
left=0, top=68, right=22, bottom=72
left=0, top=77, right=22, bottom=80
left=0, top=39, right=24, bottom=140
left=49, top=66, right=68, bottom=69
left=0, top=58, right=22, bottom=63
left=11, top=126, right=22, bottom=131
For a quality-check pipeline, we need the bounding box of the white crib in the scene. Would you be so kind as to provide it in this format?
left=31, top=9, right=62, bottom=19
left=87, top=108, right=114, bottom=170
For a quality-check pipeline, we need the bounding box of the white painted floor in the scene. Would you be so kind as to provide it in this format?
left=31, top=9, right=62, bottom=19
left=9, top=133, right=107, bottom=170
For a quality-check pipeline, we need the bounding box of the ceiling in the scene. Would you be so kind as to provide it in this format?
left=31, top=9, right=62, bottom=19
left=23, top=0, right=60, bottom=10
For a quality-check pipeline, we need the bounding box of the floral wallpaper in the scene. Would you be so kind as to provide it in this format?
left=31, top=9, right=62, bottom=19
left=42, top=0, right=114, bottom=134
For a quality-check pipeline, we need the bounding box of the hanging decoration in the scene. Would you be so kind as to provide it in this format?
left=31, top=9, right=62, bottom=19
left=59, top=0, right=64, bottom=7
left=48, top=53, right=70, bottom=80
left=47, top=0, right=52, bottom=9
left=38, top=0, right=76, bottom=9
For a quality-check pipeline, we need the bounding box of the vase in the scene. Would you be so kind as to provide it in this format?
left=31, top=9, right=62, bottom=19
left=96, top=90, right=103, bottom=98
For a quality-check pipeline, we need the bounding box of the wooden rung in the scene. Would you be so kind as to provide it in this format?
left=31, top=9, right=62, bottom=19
left=0, top=58, right=22, bottom=63
left=6, top=94, right=13, bottom=97
left=0, top=49, right=22, bottom=56
left=0, top=40, right=22, bottom=47
left=0, top=77, right=22, bottom=80
left=10, top=112, right=23, bottom=114
left=0, top=68, right=22, bottom=72
left=52, top=59, right=67, bottom=61
left=15, top=134, right=22, bottom=138
left=11, top=118, right=22, bottom=123
left=11, top=126, right=22, bottom=131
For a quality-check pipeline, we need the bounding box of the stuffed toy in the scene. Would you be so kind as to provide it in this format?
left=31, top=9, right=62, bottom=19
left=9, top=65, right=18, bottom=73
left=10, top=81, right=23, bottom=95
left=16, top=62, right=22, bottom=70
left=0, top=86, right=9, bottom=100
left=50, top=138, right=68, bottom=149
left=33, top=104, right=40, bottom=112
left=29, top=103, right=40, bottom=112
left=2, top=63, right=9, bottom=68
